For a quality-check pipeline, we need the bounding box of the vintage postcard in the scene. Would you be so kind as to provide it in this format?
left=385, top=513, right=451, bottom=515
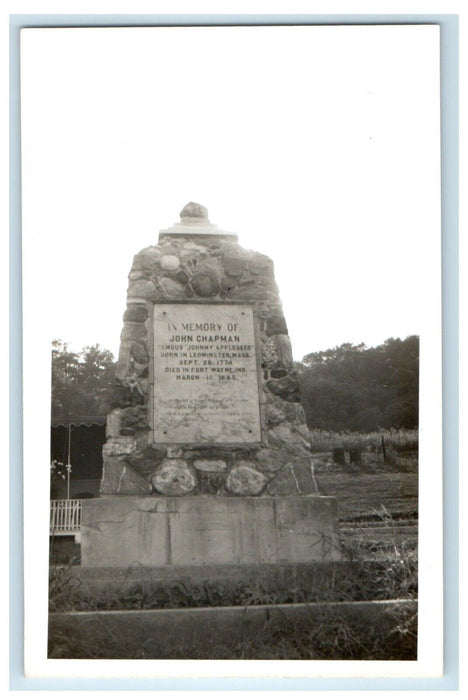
left=19, top=23, right=444, bottom=681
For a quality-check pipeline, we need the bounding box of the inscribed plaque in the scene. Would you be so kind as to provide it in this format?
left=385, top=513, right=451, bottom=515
left=153, top=304, right=261, bottom=443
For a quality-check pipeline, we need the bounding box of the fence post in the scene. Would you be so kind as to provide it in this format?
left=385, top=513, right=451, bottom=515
left=381, top=436, right=387, bottom=463
left=332, top=447, right=346, bottom=466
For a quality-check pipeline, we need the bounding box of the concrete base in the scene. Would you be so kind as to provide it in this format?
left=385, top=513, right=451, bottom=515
left=81, top=496, right=341, bottom=567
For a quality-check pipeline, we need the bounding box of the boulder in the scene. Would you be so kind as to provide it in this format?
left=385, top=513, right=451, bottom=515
left=265, top=373, right=300, bottom=402
left=191, top=271, right=220, bottom=297
left=132, top=246, right=161, bottom=270
left=160, top=254, right=180, bottom=271
left=130, top=341, right=149, bottom=364
left=261, top=337, right=279, bottom=366
left=264, top=404, right=286, bottom=425
left=266, top=315, right=288, bottom=336
left=267, top=424, right=310, bottom=454
left=103, top=436, right=136, bottom=456
left=120, top=322, right=147, bottom=341
left=225, top=464, right=267, bottom=496
left=100, top=458, right=152, bottom=495
left=254, top=448, right=285, bottom=473
left=127, top=279, right=160, bottom=301
left=226, top=285, right=269, bottom=300
left=248, top=253, right=272, bottom=274
left=273, top=334, right=293, bottom=366
left=193, top=459, right=228, bottom=473
left=222, top=254, right=248, bottom=277
left=127, top=447, right=166, bottom=478
left=151, top=459, right=197, bottom=496
left=158, top=277, right=186, bottom=299
left=266, top=463, right=317, bottom=496
left=120, top=406, right=147, bottom=428
left=176, top=268, right=191, bottom=284
left=123, top=304, right=148, bottom=322
left=115, top=340, right=133, bottom=381
left=106, top=409, right=122, bottom=438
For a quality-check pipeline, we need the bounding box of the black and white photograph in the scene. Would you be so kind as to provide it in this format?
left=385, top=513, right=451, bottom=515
left=19, top=21, right=444, bottom=678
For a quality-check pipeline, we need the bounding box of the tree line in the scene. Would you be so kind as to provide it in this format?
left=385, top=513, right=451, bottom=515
left=51, top=340, right=116, bottom=419
left=297, top=336, right=419, bottom=432
left=51, top=335, right=419, bottom=432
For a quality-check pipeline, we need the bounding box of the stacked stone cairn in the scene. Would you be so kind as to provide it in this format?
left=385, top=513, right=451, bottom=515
left=102, top=203, right=316, bottom=498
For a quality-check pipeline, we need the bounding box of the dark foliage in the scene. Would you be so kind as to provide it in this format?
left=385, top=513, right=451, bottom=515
left=298, top=336, right=419, bottom=431
left=51, top=340, right=116, bottom=418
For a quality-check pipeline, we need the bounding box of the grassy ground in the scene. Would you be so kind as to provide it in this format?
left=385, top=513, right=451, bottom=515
left=49, top=600, right=417, bottom=660
left=317, top=469, right=418, bottom=521
left=49, top=556, right=417, bottom=613
left=313, top=449, right=418, bottom=522
left=48, top=527, right=418, bottom=659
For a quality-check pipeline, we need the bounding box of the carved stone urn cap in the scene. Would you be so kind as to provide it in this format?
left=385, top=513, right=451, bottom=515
left=180, top=201, right=209, bottom=222
left=159, top=201, right=237, bottom=240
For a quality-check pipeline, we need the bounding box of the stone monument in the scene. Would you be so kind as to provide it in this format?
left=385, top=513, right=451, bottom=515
left=81, top=203, right=340, bottom=566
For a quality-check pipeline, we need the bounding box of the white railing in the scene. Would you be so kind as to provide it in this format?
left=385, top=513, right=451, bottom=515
left=50, top=499, right=82, bottom=536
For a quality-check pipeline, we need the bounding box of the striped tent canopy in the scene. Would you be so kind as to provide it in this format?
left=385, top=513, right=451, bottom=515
left=51, top=415, right=107, bottom=428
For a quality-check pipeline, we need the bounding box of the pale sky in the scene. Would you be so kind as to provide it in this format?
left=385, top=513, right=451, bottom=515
left=20, top=25, right=441, bottom=360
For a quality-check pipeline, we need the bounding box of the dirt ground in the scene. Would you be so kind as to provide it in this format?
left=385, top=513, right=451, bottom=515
left=314, top=453, right=418, bottom=521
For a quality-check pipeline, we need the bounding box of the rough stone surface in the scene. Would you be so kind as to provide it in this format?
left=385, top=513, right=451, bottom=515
left=222, top=254, right=248, bottom=277
left=120, top=322, right=147, bottom=341
left=273, top=334, right=293, bottom=366
left=181, top=201, right=208, bottom=219
left=191, top=272, right=220, bottom=297
left=226, top=285, right=269, bottom=300
left=266, top=463, right=317, bottom=496
left=100, top=458, right=152, bottom=495
left=249, top=253, right=272, bottom=274
left=160, top=254, right=180, bottom=271
left=120, top=406, right=148, bottom=429
left=282, top=400, right=307, bottom=425
left=262, top=337, right=279, bottom=366
left=115, top=341, right=133, bottom=381
left=197, top=471, right=226, bottom=495
left=127, top=279, right=160, bottom=301
left=129, top=270, right=149, bottom=281
left=226, top=464, right=267, bottom=496
left=159, top=244, right=179, bottom=256
left=132, top=247, right=161, bottom=270
left=123, top=304, right=148, bottom=322
left=266, top=315, right=288, bottom=336
left=265, top=404, right=286, bottom=425
left=267, top=424, right=311, bottom=459
left=270, top=368, right=288, bottom=378
left=106, top=409, right=122, bottom=438
left=176, top=268, right=190, bottom=284
left=254, top=448, right=285, bottom=473
left=151, top=459, right=197, bottom=496
left=166, top=446, right=184, bottom=458
left=127, top=448, right=166, bottom=478
left=158, top=277, right=186, bottom=299
left=130, top=342, right=149, bottom=364
left=193, top=459, right=228, bottom=473
left=103, top=436, right=137, bottom=456
left=266, top=374, right=300, bottom=402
